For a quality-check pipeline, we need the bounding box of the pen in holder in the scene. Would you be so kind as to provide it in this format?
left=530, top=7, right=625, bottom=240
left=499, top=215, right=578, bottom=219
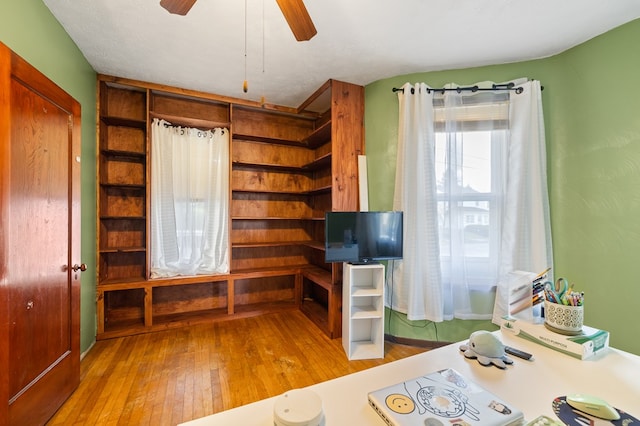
left=543, top=278, right=584, bottom=335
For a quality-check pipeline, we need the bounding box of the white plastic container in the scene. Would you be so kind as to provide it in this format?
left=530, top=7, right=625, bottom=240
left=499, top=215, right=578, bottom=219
left=273, top=389, right=324, bottom=426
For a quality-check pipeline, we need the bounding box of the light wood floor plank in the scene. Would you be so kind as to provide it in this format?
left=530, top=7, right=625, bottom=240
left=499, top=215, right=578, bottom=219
left=48, top=310, right=427, bottom=425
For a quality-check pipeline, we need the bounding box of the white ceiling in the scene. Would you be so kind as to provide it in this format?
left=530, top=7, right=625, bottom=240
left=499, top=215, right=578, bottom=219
left=44, top=0, right=640, bottom=108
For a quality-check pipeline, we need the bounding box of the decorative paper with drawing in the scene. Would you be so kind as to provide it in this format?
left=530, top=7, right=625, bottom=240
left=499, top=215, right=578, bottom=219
left=368, top=368, right=524, bottom=426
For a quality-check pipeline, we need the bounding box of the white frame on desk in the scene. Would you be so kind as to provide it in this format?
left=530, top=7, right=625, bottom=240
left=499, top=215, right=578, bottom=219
left=182, top=331, right=640, bottom=425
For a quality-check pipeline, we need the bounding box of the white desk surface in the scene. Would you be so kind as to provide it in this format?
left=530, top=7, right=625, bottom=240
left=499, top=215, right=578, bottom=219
left=182, top=330, right=640, bottom=425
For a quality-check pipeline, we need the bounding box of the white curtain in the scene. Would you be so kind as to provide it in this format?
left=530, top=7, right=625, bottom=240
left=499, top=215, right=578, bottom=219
left=150, top=118, right=230, bottom=278
left=389, top=82, right=443, bottom=321
left=388, top=80, right=552, bottom=322
left=493, top=80, right=554, bottom=322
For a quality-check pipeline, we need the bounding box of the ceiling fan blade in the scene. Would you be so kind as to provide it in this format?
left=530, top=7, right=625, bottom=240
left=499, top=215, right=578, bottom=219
left=275, top=0, right=317, bottom=41
left=159, top=0, right=197, bottom=16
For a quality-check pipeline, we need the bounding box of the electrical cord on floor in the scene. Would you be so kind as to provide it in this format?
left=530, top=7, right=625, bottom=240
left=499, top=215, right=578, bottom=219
left=389, top=310, right=439, bottom=342
left=386, top=260, right=439, bottom=342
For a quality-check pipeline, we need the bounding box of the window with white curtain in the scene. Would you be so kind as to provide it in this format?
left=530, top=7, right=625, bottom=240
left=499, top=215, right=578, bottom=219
left=150, top=118, right=230, bottom=278
left=389, top=80, right=552, bottom=322
left=434, top=93, right=508, bottom=294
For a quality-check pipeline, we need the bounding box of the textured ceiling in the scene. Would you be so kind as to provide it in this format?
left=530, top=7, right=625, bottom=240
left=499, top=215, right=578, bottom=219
left=43, top=0, right=640, bottom=108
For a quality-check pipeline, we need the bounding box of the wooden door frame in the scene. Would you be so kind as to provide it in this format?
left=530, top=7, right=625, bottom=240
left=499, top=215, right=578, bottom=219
left=0, top=41, right=11, bottom=426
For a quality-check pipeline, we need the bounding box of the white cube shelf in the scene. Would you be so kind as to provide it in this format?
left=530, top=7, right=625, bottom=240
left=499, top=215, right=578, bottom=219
left=342, top=263, right=385, bottom=360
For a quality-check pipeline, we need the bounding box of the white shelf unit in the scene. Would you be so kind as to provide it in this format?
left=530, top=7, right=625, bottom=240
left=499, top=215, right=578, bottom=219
left=342, top=262, right=385, bottom=360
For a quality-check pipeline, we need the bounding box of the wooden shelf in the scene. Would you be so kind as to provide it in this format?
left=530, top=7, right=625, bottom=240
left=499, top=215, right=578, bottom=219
left=233, top=133, right=306, bottom=147
left=99, top=276, right=147, bottom=287
left=232, top=240, right=312, bottom=248
left=231, top=188, right=331, bottom=197
left=232, top=300, right=298, bottom=316
left=308, top=185, right=332, bottom=195
left=97, top=277, right=150, bottom=289
left=100, top=116, right=146, bottom=128
left=302, top=266, right=333, bottom=290
left=97, top=275, right=298, bottom=339
left=99, top=247, right=146, bottom=253
left=302, top=152, right=331, bottom=170
left=100, top=149, right=146, bottom=160
left=230, top=265, right=305, bottom=278
left=302, top=241, right=325, bottom=251
left=231, top=240, right=325, bottom=251
left=98, top=250, right=146, bottom=284
left=98, top=274, right=230, bottom=290
left=99, top=183, right=146, bottom=190
left=97, top=77, right=363, bottom=340
left=231, top=188, right=312, bottom=196
left=231, top=216, right=314, bottom=220
left=232, top=161, right=307, bottom=173
left=102, top=317, right=147, bottom=337
left=150, top=274, right=231, bottom=287
left=230, top=189, right=332, bottom=197
left=100, top=215, right=146, bottom=220
left=303, top=121, right=331, bottom=148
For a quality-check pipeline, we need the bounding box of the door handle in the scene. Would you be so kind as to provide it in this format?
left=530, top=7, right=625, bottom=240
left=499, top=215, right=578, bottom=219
left=72, top=263, right=87, bottom=272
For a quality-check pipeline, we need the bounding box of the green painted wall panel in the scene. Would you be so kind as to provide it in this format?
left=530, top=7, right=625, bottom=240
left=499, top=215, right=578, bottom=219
left=549, top=21, right=640, bottom=356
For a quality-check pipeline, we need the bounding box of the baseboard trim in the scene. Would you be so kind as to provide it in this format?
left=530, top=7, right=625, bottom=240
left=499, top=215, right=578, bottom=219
left=80, top=340, right=96, bottom=361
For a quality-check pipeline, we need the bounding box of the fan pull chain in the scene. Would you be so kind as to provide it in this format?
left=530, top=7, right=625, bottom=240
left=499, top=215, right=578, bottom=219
left=261, top=0, right=265, bottom=105
left=243, top=0, right=248, bottom=93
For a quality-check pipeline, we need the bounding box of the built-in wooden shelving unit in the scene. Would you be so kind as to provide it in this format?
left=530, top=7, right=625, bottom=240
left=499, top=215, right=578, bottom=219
left=96, top=76, right=364, bottom=339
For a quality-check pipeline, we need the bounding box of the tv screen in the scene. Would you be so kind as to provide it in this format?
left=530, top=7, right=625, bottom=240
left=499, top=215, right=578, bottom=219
left=325, top=211, right=403, bottom=263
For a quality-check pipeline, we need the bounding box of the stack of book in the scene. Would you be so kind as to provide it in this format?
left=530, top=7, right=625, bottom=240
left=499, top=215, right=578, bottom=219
left=508, top=268, right=550, bottom=317
left=500, top=316, right=609, bottom=360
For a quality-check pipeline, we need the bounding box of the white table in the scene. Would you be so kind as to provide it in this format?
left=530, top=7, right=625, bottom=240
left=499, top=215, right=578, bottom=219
left=181, top=330, right=640, bottom=425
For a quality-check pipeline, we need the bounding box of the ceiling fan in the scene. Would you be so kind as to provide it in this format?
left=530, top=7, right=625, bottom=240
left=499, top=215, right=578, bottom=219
left=159, top=0, right=317, bottom=41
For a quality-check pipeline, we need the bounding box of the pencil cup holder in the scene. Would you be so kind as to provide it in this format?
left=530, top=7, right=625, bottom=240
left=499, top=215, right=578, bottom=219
left=544, top=300, right=583, bottom=335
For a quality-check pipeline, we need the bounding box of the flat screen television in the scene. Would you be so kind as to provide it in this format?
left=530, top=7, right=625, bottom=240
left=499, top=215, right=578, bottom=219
left=325, top=211, right=403, bottom=263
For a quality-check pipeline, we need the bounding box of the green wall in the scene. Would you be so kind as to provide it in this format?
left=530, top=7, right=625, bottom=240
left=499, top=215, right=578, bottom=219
left=549, top=20, right=640, bottom=356
left=0, top=0, right=97, bottom=354
left=366, top=19, right=640, bottom=355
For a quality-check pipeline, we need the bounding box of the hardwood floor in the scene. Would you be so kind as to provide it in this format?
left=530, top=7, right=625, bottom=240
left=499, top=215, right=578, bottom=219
left=47, top=310, right=427, bottom=425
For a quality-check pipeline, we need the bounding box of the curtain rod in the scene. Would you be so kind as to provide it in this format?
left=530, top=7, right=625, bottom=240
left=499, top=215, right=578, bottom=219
left=392, top=82, right=536, bottom=95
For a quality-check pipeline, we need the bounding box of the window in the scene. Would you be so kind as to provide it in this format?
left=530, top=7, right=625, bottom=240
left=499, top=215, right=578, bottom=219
left=391, top=80, right=551, bottom=322
left=435, top=128, right=505, bottom=289
left=150, top=119, right=230, bottom=278
left=434, top=91, right=509, bottom=316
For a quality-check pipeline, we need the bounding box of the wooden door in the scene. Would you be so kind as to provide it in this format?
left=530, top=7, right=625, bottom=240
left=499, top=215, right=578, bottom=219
left=0, top=43, right=82, bottom=425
